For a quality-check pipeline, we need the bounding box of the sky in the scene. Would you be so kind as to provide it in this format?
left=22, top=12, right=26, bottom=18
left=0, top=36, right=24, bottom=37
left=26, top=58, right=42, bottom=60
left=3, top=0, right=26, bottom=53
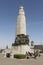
left=0, top=0, right=43, bottom=49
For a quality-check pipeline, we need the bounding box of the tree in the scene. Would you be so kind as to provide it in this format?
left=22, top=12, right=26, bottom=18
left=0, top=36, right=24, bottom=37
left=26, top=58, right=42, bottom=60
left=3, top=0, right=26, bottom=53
left=6, top=45, right=8, bottom=49
left=31, top=41, right=34, bottom=46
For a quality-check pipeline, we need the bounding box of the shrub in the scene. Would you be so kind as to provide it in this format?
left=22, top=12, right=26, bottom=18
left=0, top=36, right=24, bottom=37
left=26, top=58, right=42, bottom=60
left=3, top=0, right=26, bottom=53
left=14, top=54, right=26, bottom=59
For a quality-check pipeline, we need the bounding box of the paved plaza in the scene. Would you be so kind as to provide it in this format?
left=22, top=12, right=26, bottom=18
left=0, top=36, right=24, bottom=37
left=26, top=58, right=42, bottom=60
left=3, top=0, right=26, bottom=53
left=0, top=53, right=43, bottom=65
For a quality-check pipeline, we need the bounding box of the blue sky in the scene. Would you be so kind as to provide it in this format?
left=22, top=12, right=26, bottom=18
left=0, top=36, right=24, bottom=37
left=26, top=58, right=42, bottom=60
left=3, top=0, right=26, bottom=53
left=0, top=0, right=43, bottom=49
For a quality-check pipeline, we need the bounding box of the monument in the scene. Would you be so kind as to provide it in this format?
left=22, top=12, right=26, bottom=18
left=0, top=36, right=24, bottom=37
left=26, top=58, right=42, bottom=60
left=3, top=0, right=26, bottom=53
left=12, top=6, right=29, bottom=46
left=2, top=6, right=32, bottom=58
left=12, top=6, right=31, bottom=54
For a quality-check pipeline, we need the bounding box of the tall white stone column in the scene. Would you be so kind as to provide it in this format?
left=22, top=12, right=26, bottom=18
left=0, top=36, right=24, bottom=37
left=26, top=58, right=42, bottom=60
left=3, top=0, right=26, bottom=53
left=16, top=6, right=26, bottom=35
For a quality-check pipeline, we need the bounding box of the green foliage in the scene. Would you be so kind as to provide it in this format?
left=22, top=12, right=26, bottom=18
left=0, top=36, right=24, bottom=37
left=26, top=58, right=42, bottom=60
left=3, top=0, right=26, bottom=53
left=31, top=41, right=34, bottom=46
left=14, top=54, right=26, bottom=59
